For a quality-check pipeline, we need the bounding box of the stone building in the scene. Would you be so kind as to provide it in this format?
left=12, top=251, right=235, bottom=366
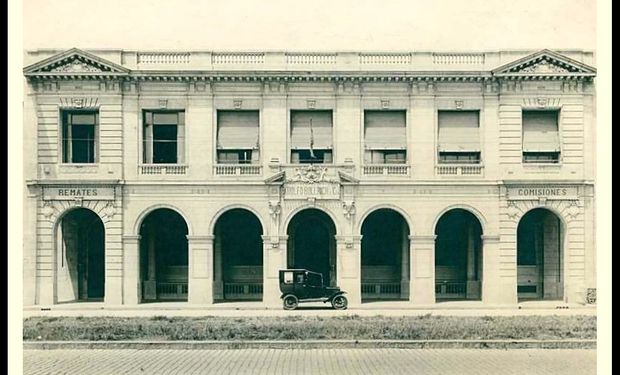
left=22, top=48, right=597, bottom=307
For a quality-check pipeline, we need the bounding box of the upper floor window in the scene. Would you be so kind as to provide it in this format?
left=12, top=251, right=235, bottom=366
left=437, top=110, right=481, bottom=164
left=290, top=110, right=333, bottom=164
left=62, top=110, right=98, bottom=164
left=216, top=110, right=260, bottom=164
left=364, top=110, right=407, bottom=164
left=522, top=110, right=560, bottom=164
left=143, top=110, right=185, bottom=164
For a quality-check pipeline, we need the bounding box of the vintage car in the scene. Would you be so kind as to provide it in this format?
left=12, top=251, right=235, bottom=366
left=278, top=269, right=348, bottom=310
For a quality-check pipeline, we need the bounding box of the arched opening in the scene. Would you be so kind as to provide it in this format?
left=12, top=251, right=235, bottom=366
left=434, top=209, right=483, bottom=301
left=139, top=208, right=189, bottom=302
left=55, top=208, right=105, bottom=303
left=286, top=209, right=337, bottom=287
left=360, top=209, right=410, bottom=301
left=517, top=208, right=564, bottom=300
left=213, top=209, right=264, bottom=301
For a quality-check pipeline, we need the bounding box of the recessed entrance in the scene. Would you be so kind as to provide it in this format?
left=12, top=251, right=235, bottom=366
left=286, top=209, right=337, bottom=287
left=434, top=209, right=483, bottom=301
left=139, top=208, right=189, bottom=302
left=361, top=209, right=410, bottom=301
left=213, top=209, right=264, bottom=301
left=517, top=208, right=564, bottom=300
left=55, top=208, right=105, bottom=303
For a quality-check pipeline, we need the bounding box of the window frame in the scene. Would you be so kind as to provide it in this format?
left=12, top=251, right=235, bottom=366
left=289, top=109, right=335, bottom=164
left=215, top=109, right=261, bottom=165
left=59, top=108, right=99, bottom=165
left=141, top=109, right=186, bottom=165
left=363, top=109, right=408, bottom=165
left=436, top=109, right=482, bottom=165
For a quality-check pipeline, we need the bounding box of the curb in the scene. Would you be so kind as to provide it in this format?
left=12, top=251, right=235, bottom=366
left=24, top=339, right=597, bottom=350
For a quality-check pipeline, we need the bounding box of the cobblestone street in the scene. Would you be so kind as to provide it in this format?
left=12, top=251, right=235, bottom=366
left=24, top=348, right=596, bottom=375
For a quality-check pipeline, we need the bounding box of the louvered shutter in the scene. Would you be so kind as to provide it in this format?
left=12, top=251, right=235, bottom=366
left=290, top=111, right=332, bottom=149
left=438, top=111, right=480, bottom=151
left=522, top=111, right=560, bottom=152
left=217, top=111, right=260, bottom=149
left=364, top=111, right=406, bottom=149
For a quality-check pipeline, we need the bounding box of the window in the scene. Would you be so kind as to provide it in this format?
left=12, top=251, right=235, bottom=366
left=61, top=110, right=98, bottom=163
left=143, top=110, right=185, bottom=164
left=290, top=110, right=333, bottom=164
left=217, top=110, right=260, bottom=164
left=522, top=110, right=560, bottom=163
left=364, top=110, right=407, bottom=164
left=437, top=111, right=481, bottom=164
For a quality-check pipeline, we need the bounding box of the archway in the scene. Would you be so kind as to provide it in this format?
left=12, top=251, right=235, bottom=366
left=286, top=209, right=337, bottom=286
left=360, top=209, right=410, bottom=301
left=517, top=208, right=564, bottom=300
left=213, top=208, right=264, bottom=301
left=434, top=209, right=483, bottom=301
left=139, top=208, right=189, bottom=302
left=55, top=208, right=105, bottom=303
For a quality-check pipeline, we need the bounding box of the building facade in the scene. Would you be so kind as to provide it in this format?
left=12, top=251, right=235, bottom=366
left=22, top=48, right=597, bottom=307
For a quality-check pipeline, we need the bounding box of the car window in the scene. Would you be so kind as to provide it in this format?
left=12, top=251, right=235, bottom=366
left=283, top=272, right=293, bottom=284
left=296, top=273, right=305, bottom=283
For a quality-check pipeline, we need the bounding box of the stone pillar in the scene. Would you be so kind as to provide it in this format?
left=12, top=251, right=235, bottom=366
left=409, top=235, right=436, bottom=305
left=481, top=235, right=515, bottom=304
left=187, top=235, right=214, bottom=305
left=143, top=229, right=157, bottom=300
left=336, top=236, right=361, bottom=307
left=401, top=226, right=410, bottom=299
left=263, top=235, right=287, bottom=306
left=466, top=222, right=480, bottom=299
left=122, top=235, right=141, bottom=305
left=213, top=233, right=223, bottom=300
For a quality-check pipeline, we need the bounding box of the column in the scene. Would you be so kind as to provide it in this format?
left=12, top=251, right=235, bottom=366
left=213, top=234, right=223, bottom=300
left=142, top=229, right=157, bottom=300
left=466, top=222, right=480, bottom=299
left=401, top=226, right=410, bottom=299
left=262, top=235, right=287, bottom=306
left=409, top=235, right=436, bottom=305
left=336, top=236, right=361, bottom=307
left=187, top=235, right=214, bottom=305
left=481, top=235, right=515, bottom=304
left=122, top=235, right=141, bottom=305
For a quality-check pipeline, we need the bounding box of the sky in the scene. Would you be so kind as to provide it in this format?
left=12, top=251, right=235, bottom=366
left=22, top=0, right=597, bottom=52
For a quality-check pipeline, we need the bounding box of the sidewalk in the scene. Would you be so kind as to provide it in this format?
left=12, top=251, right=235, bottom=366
left=23, top=300, right=597, bottom=318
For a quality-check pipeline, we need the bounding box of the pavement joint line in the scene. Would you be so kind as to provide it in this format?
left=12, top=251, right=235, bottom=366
left=23, top=339, right=598, bottom=350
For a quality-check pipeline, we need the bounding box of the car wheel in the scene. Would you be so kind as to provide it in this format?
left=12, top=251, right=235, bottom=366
left=331, top=295, right=348, bottom=310
left=282, top=294, right=299, bottom=310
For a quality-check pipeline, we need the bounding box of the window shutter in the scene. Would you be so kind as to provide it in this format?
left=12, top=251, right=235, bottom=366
left=217, top=111, right=260, bottom=149
left=522, top=111, right=560, bottom=152
left=364, top=111, right=406, bottom=149
left=438, top=111, right=480, bottom=151
left=290, top=111, right=332, bottom=149
left=177, top=112, right=185, bottom=163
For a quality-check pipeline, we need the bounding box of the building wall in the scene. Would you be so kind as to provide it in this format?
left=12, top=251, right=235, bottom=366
left=22, top=48, right=597, bottom=307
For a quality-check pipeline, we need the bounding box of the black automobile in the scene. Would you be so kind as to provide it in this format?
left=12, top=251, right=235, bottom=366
left=278, top=269, right=348, bottom=310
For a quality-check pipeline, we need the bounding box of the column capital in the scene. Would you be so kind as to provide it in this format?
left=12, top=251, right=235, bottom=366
left=481, top=235, right=500, bottom=244
left=408, top=235, right=437, bottom=243
left=186, top=235, right=214, bottom=243
left=262, top=235, right=288, bottom=249
left=122, top=235, right=141, bottom=243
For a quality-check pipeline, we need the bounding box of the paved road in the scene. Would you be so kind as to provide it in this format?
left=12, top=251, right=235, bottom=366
left=24, top=349, right=596, bottom=375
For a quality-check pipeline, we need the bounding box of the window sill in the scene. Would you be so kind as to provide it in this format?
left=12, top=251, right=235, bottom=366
left=362, top=164, right=410, bottom=176
left=213, top=164, right=262, bottom=176
left=435, top=164, right=484, bottom=176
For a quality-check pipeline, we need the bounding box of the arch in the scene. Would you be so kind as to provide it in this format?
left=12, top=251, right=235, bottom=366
left=516, top=203, right=569, bottom=229
left=356, top=204, right=413, bottom=235
left=52, top=205, right=104, bottom=232
left=282, top=205, right=340, bottom=236
left=432, top=204, right=487, bottom=235
left=133, top=204, right=193, bottom=236
left=209, top=204, right=266, bottom=236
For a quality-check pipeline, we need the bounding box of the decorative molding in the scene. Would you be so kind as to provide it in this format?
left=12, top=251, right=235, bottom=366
left=268, top=200, right=281, bottom=219
left=306, top=100, right=316, bottom=109
left=288, top=165, right=336, bottom=184
left=60, top=97, right=99, bottom=108
left=233, top=99, right=243, bottom=109
left=102, top=201, right=116, bottom=220
left=50, top=59, right=104, bottom=73
left=41, top=202, right=54, bottom=219
left=519, top=59, right=572, bottom=74
left=342, top=200, right=356, bottom=220
left=380, top=99, right=390, bottom=109
left=506, top=201, right=521, bottom=220
left=586, top=288, right=596, bottom=304
left=454, top=100, right=464, bottom=110
left=158, top=99, right=168, bottom=109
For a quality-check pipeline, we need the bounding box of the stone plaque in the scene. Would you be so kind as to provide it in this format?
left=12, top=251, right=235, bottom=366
left=506, top=185, right=579, bottom=200
left=283, top=182, right=340, bottom=200
left=43, top=186, right=115, bottom=200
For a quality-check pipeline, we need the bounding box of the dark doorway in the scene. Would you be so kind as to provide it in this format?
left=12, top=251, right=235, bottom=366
left=287, top=209, right=337, bottom=287
left=361, top=209, right=410, bottom=301
left=214, top=209, right=263, bottom=301
left=139, top=208, right=189, bottom=302
left=434, top=209, right=483, bottom=301
left=56, top=208, right=105, bottom=302
left=517, top=208, right=563, bottom=300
